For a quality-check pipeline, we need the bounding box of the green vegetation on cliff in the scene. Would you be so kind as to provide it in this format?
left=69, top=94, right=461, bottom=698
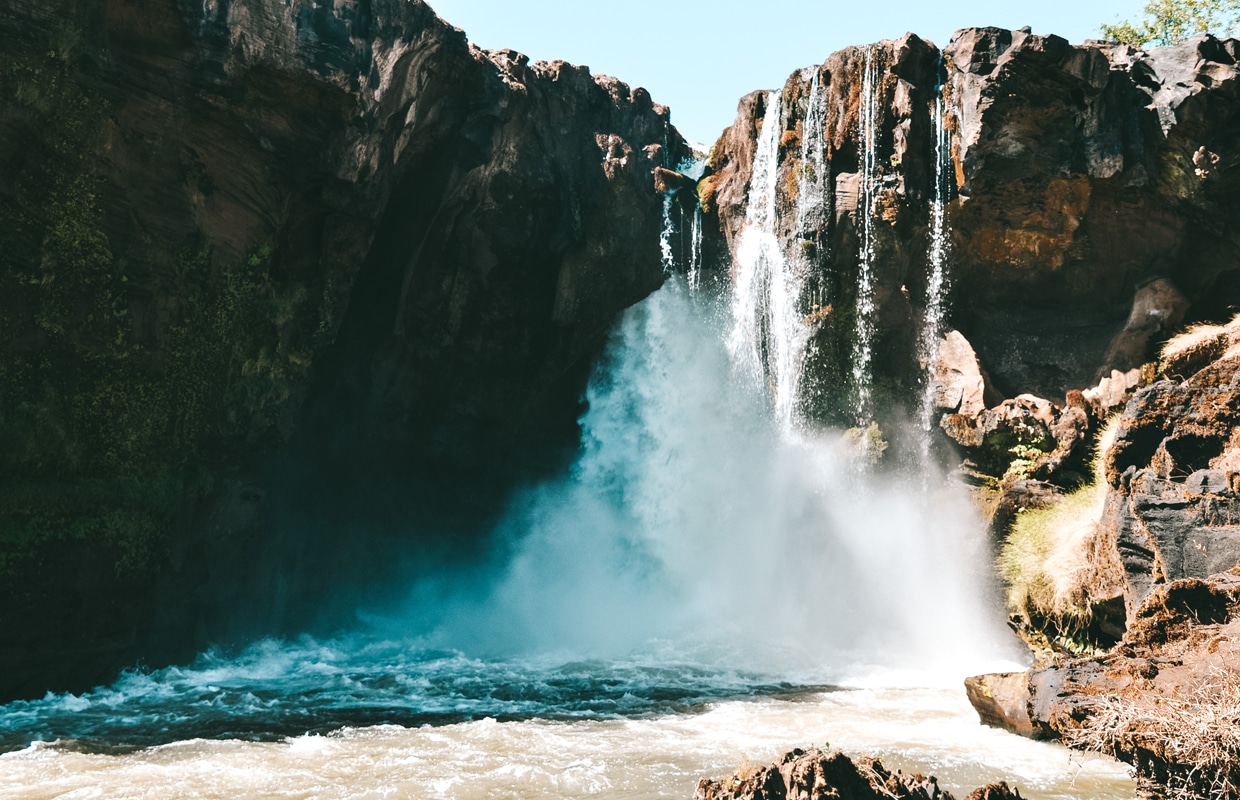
left=0, top=34, right=314, bottom=579
left=1102, top=0, right=1240, bottom=46
left=1000, top=417, right=1126, bottom=653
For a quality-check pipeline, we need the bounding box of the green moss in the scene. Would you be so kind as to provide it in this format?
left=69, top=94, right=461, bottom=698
left=0, top=475, right=187, bottom=578
left=0, top=33, right=321, bottom=579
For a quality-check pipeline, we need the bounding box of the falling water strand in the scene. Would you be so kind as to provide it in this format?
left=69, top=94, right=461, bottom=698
left=689, top=204, right=703, bottom=290
left=852, top=46, right=879, bottom=427
left=659, top=194, right=675, bottom=274
left=917, top=93, right=952, bottom=455
left=729, top=92, right=810, bottom=428
left=796, top=68, right=829, bottom=241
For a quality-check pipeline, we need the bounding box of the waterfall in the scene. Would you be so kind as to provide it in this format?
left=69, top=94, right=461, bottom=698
left=917, top=92, right=952, bottom=449
left=688, top=203, right=703, bottom=290
left=659, top=194, right=675, bottom=274
left=852, top=46, right=880, bottom=427
left=729, top=91, right=811, bottom=429
left=796, top=68, right=829, bottom=242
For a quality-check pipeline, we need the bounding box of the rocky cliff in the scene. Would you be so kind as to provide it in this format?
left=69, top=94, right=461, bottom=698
left=964, top=322, right=1240, bottom=797
left=699, top=29, right=1240, bottom=421
left=0, top=0, right=683, bottom=699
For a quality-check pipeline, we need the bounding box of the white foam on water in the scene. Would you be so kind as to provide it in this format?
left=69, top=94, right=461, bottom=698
left=0, top=689, right=1135, bottom=800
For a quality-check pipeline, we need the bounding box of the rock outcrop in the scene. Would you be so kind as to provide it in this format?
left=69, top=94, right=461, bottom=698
left=0, top=0, right=683, bottom=699
left=1027, top=570, right=1240, bottom=798
left=696, top=747, right=1023, bottom=800
left=1103, top=316, right=1240, bottom=616
left=699, top=29, right=1240, bottom=422
left=967, top=326, right=1240, bottom=797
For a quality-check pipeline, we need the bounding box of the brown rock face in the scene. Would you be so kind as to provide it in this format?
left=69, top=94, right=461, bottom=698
left=0, top=0, right=684, bottom=699
left=963, top=672, right=1039, bottom=738
left=1101, top=324, right=1240, bottom=616
left=1027, top=571, right=1240, bottom=798
left=695, top=748, right=1023, bottom=800
left=699, top=29, right=1240, bottom=419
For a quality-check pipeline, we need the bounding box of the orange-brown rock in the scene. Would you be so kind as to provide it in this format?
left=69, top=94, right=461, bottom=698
left=701, top=28, right=1240, bottom=411
left=696, top=747, right=1024, bottom=800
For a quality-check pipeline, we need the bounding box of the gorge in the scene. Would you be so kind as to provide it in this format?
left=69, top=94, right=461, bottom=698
left=2, top=1, right=1239, bottom=798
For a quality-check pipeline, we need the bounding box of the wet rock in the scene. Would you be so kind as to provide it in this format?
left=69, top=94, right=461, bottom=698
left=702, top=28, right=1240, bottom=408
left=964, top=672, right=1038, bottom=738
left=696, top=747, right=1022, bottom=800
left=962, top=784, right=1024, bottom=800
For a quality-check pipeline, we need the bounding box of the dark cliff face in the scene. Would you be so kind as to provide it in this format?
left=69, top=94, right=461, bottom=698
left=0, top=0, right=682, bottom=699
left=1102, top=319, right=1240, bottom=617
left=700, top=29, right=1240, bottom=409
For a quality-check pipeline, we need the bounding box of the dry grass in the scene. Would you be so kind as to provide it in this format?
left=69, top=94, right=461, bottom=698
left=1160, top=315, right=1240, bottom=379
left=1065, top=667, right=1240, bottom=800
left=1000, top=416, right=1126, bottom=645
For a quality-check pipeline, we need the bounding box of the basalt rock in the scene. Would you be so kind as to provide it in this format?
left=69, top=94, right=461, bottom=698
left=695, top=747, right=1024, bottom=800
left=1101, top=319, right=1240, bottom=617
left=1021, top=570, right=1240, bottom=798
left=942, top=392, right=1091, bottom=486
left=0, top=0, right=684, bottom=699
left=963, top=672, right=1038, bottom=738
left=700, top=29, right=1240, bottom=420
left=967, top=322, right=1240, bottom=795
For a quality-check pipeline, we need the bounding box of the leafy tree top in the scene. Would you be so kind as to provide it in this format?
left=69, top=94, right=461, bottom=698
left=1102, top=0, right=1240, bottom=46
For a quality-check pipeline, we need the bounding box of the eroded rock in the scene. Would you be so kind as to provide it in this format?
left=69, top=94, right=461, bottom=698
left=696, top=747, right=1023, bottom=800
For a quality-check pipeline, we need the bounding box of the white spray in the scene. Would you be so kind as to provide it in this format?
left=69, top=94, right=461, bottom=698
left=415, top=279, right=1010, bottom=677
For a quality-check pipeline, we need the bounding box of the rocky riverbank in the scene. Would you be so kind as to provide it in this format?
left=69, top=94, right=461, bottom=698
left=963, top=317, right=1240, bottom=798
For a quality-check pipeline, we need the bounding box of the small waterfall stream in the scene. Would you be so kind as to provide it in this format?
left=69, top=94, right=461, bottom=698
left=729, top=91, right=811, bottom=428
left=797, top=69, right=829, bottom=242
left=688, top=203, right=703, bottom=290
left=917, top=92, right=953, bottom=451
left=852, top=46, right=880, bottom=427
left=659, top=195, right=676, bottom=274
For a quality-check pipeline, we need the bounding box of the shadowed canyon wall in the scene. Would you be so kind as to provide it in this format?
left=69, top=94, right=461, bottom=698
left=0, top=0, right=685, bottom=699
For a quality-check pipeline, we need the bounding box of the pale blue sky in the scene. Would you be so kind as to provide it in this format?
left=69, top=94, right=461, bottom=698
left=429, top=0, right=1141, bottom=142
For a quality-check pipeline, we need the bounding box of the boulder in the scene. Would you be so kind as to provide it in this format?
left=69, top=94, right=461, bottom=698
left=963, top=672, right=1038, bottom=738
left=930, top=330, right=990, bottom=418
left=696, top=747, right=1023, bottom=800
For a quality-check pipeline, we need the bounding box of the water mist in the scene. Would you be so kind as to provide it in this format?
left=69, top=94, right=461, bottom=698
left=409, top=277, right=1010, bottom=680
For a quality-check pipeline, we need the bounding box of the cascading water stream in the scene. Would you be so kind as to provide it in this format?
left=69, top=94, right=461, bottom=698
left=852, top=46, right=880, bottom=427
left=917, top=92, right=952, bottom=458
left=688, top=203, right=703, bottom=290
left=729, top=92, right=811, bottom=429
left=796, top=68, right=829, bottom=242
left=659, top=195, right=676, bottom=274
